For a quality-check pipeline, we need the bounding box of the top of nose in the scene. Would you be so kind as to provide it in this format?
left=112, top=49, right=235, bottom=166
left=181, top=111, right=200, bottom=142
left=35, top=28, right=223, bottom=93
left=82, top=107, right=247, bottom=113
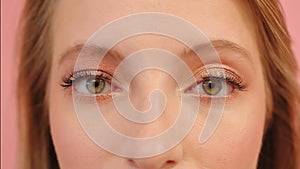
left=128, top=145, right=183, bottom=169
left=129, top=70, right=178, bottom=108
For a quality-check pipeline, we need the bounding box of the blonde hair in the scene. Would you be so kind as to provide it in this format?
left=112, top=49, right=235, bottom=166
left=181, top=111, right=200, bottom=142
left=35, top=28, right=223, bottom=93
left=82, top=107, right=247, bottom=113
left=18, top=0, right=300, bottom=168
left=244, top=1, right=300, bottom=168
left=18, top=1, right=57, bottom=168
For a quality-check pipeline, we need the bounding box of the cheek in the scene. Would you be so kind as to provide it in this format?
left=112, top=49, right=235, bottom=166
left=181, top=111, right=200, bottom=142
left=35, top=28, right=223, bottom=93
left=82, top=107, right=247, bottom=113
left=221, top=105, right=265, bottom=168
left=203, top=91, right=266, bottom=168
left=186, top=78, right=266, bottom=169
left=48, top=78, right=116, bottom=168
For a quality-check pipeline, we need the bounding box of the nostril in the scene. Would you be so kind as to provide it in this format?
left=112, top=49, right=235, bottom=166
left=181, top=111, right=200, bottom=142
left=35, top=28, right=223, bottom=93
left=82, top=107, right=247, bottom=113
left=166, top=160, right=177, bottom=166
left=128, top=159, right=138, bottom=168
left=126, top=145, right=183, bottom=169
left=166, top=160, right=175, bottom=164
left=127, top=159, right=177, bottom=168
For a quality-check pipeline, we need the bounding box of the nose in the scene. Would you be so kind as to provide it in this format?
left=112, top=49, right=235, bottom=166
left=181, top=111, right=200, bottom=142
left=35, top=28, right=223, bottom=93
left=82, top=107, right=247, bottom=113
left=128, top=69, right=180, bottom=137
left=128, top=145, right=183, bottom=169
left=129, top=69, right=178, bottom=113
left=126, top=70, right=184, bottom=168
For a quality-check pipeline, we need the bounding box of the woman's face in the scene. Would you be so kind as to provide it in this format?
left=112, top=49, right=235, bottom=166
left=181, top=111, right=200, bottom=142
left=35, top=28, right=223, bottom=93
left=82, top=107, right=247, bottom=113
left=49, top=0, right=266, bottom=168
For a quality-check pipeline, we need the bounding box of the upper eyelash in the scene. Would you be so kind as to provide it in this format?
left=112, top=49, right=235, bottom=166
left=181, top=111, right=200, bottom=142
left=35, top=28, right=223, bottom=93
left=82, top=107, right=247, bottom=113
left=201, top=76, right=246, bottom=91
left=61, top=69, right=112, bottom=88
left=194, top=67, right=247, bottom=90
left=61, top=67, right=247, bottom=92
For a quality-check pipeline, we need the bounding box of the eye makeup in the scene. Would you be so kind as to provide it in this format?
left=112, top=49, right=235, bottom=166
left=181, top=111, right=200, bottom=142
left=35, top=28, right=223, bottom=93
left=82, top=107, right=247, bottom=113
left=60, top=62, right=247, bottom=104
left=61, top=69, right=113, bottom=88
left=60, top=69, right=116, bottom=102
left=193, top=64, right=247, bottom=92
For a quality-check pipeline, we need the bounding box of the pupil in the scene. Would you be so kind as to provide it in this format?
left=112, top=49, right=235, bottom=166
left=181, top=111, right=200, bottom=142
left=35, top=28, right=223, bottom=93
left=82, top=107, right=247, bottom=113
left=93, top=80, right=100, bottom=88
left=208, top=81, right=215, bottom=89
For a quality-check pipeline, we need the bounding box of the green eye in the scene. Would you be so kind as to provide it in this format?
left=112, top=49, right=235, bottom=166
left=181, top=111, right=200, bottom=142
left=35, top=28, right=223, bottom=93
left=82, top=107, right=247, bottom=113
left=202, top=79, right=222, bottom=95
left=86, top=78, right=106, bottom=94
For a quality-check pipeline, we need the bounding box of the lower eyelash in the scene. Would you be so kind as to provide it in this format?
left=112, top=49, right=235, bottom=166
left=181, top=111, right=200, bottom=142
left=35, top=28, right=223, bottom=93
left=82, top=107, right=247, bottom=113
left=202, top=76, right=246, bottom=91
left=61, top=67, right=247, bottom=95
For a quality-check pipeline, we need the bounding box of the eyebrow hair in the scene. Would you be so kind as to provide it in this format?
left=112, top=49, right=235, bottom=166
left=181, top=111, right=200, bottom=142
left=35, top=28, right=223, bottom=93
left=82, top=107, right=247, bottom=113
left=57, top=43, right=122, bottom=65
left=57, top=39, right=252, bottom=66
left=211, top=39, right=251, bottom=61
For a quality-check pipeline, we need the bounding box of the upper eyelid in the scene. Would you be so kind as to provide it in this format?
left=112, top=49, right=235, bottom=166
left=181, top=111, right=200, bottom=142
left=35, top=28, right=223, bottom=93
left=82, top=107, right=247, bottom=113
left=64, top=65, right=245, bottom=87
left=197, top=69, right=242, bottom=83
left=62, top=69, right=113, bottom=86
left=194, top=65, right=243, bottom=82
left=181, top=65, right=245, bottom=90
left=71, top=69, right=112, bottom=79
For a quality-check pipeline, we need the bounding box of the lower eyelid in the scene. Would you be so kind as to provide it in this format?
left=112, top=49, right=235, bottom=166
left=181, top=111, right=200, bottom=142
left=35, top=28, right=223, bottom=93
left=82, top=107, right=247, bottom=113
left=62, top=67, right=245, bottom=100
left=72, top=93, right=113, bottom=103
left=186, top=78, right=239, bottom=96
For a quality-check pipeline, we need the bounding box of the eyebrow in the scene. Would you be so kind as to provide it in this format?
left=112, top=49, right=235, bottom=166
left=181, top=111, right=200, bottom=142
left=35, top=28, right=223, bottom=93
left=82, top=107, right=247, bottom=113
left=57, top=39, right=252, bottom=66
left=210, top=39, right=251, bottom=61
left=58, top=43, right=122, bottom=65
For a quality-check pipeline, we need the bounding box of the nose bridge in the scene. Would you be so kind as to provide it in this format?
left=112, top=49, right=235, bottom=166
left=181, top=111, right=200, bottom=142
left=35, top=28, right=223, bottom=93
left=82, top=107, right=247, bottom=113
left=125, top=70, right=184, bottom=168
left=129, top=69, right=177, bottom=112
left=127, top=69, right=180, bottom=136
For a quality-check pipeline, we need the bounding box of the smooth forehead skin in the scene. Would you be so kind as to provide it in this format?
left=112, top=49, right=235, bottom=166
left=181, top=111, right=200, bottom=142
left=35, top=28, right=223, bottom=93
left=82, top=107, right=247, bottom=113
left=52, top=0, right=259, bottom=62
left=49, top=0, right=266, bottom=169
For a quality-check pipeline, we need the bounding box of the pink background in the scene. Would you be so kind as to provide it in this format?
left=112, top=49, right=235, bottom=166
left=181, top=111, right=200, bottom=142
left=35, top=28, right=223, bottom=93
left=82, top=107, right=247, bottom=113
left=1, top=1, right=300, bottom=169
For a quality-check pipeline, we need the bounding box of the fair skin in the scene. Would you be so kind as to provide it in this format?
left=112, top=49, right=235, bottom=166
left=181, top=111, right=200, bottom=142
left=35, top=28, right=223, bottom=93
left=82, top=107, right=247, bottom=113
left=49, top=0, right=266, bottom=168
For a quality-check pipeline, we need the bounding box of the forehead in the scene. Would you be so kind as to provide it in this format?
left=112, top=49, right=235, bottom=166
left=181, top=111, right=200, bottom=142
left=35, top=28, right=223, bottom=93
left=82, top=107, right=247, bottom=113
left=52, top=0, right=259, bottom=65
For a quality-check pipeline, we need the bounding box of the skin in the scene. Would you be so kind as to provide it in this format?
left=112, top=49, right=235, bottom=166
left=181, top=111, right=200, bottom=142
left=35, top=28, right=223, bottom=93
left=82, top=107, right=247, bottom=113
left=49, top=0, right=266, bottom=168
